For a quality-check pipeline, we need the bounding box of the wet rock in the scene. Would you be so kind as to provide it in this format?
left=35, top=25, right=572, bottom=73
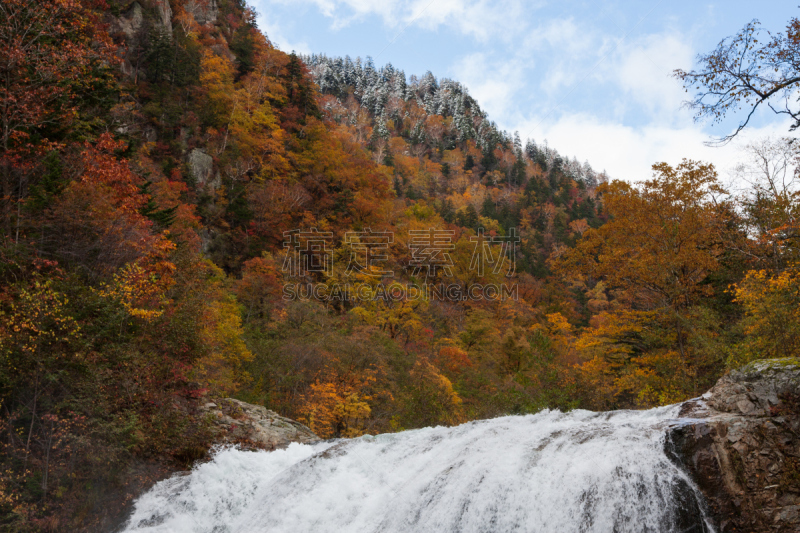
left=668, top=475, right=714, bottom=533
left=669, top=358, right=800, bottom=533
left=201, top=398, right=320, bottom=449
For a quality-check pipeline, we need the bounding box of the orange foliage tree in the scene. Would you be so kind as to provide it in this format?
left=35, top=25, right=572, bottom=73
left=558, top=160, right=731, bottom=407
left=45, top=135, right=174, bottom=277
left=300, top=368, right=375, bottom=438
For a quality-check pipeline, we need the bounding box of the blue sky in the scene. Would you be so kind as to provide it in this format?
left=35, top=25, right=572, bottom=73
left=250, top=0, right=798, bottom=182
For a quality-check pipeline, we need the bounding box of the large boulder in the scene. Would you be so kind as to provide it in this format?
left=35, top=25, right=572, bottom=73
left=201, top=398, right=320, bottom=449
left=187, top=148, right=218, bottom=189
left=668, top=358, right=800, bottom=532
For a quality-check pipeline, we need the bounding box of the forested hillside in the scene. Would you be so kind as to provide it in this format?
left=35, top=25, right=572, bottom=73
left=303, top=54, right=607, bottom=274
left=0, top=0, right=798, bottom=530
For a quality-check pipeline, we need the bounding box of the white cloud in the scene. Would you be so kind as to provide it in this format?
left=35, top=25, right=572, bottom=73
left=409, top=0, right=532, bottom=42
left=450, top=53, right=525, bottom=119
left=523, top=18, right=594, bottom=55
left=608, top=32, right=694, bottom=123
left=252, top=2, right=313, bottom=53
left=260, top=21, right=312, bottom=54
left=450, top=21, right=727, bottom=182
left=518, top=24, right=692, bottom=113
left=510, top=113, right=795, bottom=183
left=520, top=18, right=602, bottom=95
left=261, top=0, right=533, bottom=42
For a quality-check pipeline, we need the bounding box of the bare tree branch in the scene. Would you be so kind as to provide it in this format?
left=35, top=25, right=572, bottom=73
left=675, top=18, right=800, bottom=145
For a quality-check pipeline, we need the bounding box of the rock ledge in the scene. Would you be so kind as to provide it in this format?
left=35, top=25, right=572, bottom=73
left=669, top=358, right=800, bottom=533
left=201, top=398, right=320, bottom=450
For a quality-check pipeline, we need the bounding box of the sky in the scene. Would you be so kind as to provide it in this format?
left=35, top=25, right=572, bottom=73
left=249, top=0, right=799, bottom=182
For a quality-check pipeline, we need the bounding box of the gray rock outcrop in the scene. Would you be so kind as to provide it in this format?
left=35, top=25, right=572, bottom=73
left=201, top=398, right=320, bottom=449
left=114, top=1, right=144, bottom=41
left=154, top=0, right=173, bottom=32
left=187, top=148, right=215, bottom=188
left=186, top=0, right=219, bottom=25
left=668, top=358, right=800, bottom=532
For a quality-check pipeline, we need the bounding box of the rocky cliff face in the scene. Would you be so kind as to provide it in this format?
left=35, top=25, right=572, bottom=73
left=668, top=358, right=800, bottom=532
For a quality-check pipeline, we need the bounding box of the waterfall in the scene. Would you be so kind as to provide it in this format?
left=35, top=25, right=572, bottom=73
left=120, top=406, right=713, bottom=533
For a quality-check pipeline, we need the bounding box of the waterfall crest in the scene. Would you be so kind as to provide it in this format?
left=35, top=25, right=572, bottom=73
left=121, top=407, right=713, bottom=533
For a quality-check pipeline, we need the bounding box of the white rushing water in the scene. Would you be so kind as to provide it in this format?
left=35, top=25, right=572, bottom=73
left=120, top=407, right=713, bottom=533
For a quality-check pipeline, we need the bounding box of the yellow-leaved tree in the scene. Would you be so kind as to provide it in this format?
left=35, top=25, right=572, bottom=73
left=730, top=266, right=800, bottom=366
left=192, top=261, right=254, bottom=395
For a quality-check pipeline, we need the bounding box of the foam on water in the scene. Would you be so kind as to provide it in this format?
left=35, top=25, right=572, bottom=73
left=120, top=406, right=713, bottom=533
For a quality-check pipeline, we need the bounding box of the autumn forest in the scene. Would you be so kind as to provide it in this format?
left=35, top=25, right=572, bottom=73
left=0, top=0, right=798, bottom=530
